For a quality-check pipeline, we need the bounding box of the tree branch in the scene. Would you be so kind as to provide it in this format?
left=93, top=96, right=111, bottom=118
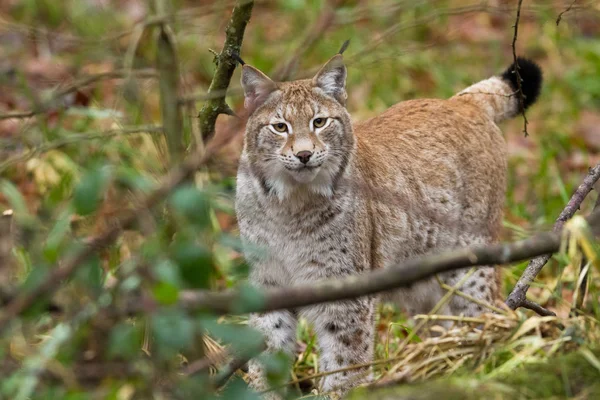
left=556, top=0, right=578, bottom=26
left=522, top=299, right=555, bottom=316
left=506, top=162, right=600, bottom=310
left=511, top=0, right=529, bottom=136
left=197, top=0, right=254, bottom=141
left=128, top=209, right=600, bottom=316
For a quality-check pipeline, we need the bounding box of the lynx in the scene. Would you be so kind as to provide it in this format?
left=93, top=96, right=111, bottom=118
left=235, top=48, right=542, bottom=397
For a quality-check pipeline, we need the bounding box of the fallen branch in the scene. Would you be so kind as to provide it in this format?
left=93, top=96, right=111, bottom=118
left=197, top=0, right=254, bottom=141
left=505, top=163, right=600, bottom=310
left=145, top=208, right=600, bottom=316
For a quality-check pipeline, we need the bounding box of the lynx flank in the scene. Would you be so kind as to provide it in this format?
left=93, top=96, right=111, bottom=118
left=236, top=52, right=542, bottom=397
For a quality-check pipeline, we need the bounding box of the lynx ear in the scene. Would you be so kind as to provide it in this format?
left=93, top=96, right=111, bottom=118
left=312, top=54, right=347, bottom=105
left=241, top=65, right=278, bottom=114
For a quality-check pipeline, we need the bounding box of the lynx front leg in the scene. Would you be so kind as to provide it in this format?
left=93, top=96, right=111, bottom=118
left=302, top=297, right=375, bottom=397
left=247, top=310, right=297, bottom=399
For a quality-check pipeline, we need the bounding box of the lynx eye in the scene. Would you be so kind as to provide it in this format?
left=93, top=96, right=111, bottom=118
left=272, top=123, right=288, bottom=133
left=313, top=117, right=327, bottom=129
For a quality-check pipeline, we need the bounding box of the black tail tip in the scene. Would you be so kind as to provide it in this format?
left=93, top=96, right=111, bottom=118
left=501, top=57, right=543, bottom=110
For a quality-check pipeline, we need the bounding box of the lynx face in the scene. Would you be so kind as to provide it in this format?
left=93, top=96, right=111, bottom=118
left=241, top=56, right=354, bottom=198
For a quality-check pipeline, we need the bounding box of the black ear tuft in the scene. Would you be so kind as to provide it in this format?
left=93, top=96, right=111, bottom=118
left=338, top=39, right=350, bottom=55
left=501, top=57, right=542, bottom=110
left=232, top=52, right=246, bottom=66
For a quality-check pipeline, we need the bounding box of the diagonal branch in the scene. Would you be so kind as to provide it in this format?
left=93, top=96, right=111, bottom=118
left=556, top=0, right=578, bottom=26
left=197, top=0, right=254, bottom=141
left=505, top=162, right=600, bottom=310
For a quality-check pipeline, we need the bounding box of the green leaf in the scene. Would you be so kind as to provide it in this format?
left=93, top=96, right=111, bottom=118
left=152, top=282, right=179, bottom=305
left=233, top=283, right=266, bottom=314
left=115, top=166, right=153, bottom=192
left=219, top=376, right=261, bottom=400
left=170, top=240, right=214, bottom=289
left=152, top=309, right=194, bottom=357
left=152, top=259, right=182, bottom=286
left=43, top=209, right=72, bottom=263
left=170, top=185, right=211, bottom=228
left=108, top=323, right=141, bottom=360
left=0, top=180, right=28, bottom=216
left=151, top=260, right=182, bottom=305
left=256, top=351, right=291, bottom=386
left=73, top=166, right=111, bottom=216
left=75, top=254, right=104, bottom=291
left=200, top=317, right=263, bottom=357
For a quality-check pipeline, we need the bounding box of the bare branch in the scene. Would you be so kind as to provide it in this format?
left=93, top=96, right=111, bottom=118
left=557, top=0, right=578, bottom=26
left=522, top=299, right=556, bottom=316
left=506, top=162, right=600, bottom=310
left=511, top=0, right=529, bottom=136
left=197, top=0, right=254, bottom=141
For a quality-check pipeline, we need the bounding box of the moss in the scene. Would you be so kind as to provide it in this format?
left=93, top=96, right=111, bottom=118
left=349, top=350, right=600, bottom=400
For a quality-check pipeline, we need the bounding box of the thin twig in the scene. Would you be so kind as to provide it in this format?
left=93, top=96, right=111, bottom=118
left=511, top=0, right=529, bottom=136
left=522, top=299, right=556, bottom=317
left=506, top=163, right=600, bottom=310
left=556, top=0, right=578, bottom=26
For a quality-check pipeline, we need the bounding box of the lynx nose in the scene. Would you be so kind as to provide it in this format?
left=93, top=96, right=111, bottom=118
left=295, top=150, right=313, bottom=164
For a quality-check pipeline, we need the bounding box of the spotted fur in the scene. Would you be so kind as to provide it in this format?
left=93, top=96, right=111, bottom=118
left=236, top=55, right=542, bottom=397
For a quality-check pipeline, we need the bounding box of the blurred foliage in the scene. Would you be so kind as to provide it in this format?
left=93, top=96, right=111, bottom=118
left=0, top=0, right=600, bottom=399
